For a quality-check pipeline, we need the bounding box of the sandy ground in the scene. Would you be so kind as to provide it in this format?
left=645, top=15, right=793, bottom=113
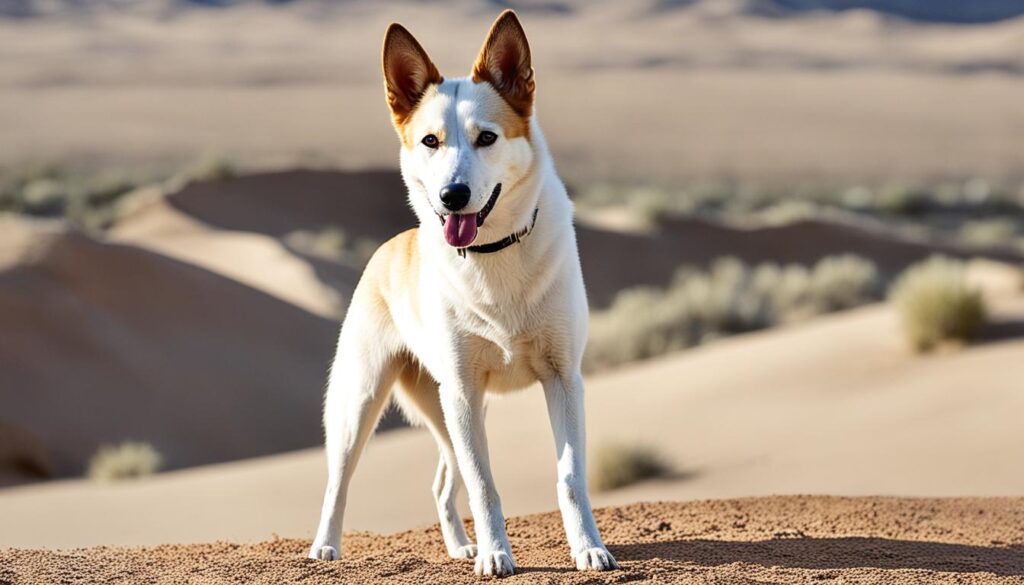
left=1, top=280, right=1022, bottom=548
left=3, top=497, right=1023, bottom=584
left=1, top=2, right=1022, bottom=183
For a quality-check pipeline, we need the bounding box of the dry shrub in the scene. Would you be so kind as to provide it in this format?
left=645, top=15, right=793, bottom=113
left=585, top=255, right=881, bottom=371
left=87, top=441, right=163, bottom=481
left=889, top=256, right=986, bottom=351
left=590, top=442, right=670, bottom=492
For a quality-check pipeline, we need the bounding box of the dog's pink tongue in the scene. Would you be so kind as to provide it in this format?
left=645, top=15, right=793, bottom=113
left=443, top=214, right=478, bottom=248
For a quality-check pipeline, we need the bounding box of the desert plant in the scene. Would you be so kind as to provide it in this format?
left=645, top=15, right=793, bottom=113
left=808, top=254, right=882, bottom=312
left=590, top=442, right=670, bottom=492
left=584, top=254, right=883, bottom=371
left=87, top=441, right=163, bottom=481
left=180, top=154, right=237, bottom=183
left=889, top=257, right=986, bottom=351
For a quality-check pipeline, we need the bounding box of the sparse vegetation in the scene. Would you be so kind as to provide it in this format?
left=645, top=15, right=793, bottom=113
left=590, top=442, right=671, bottom=492
left=87, top=441, right=163, bottom=481
left=889, top=256, right=986, bottom=352
left=168, top=154, right=238, bottom=188
left=0, top=164, right=152, bottom=232
left=585, top=255, right=882, bottom=371
left=0, top=155, right=239, bottom=233
left=284, top=226, right=381, bottom=265
left=575, top=178, right=1024, bottom=253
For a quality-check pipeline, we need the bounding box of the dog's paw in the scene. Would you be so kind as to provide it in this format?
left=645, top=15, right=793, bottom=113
left=574, top=547, right=618, bottom=571
left=309, top=545, right=339, bottom=561
left=450, top=543, right=478, bottom=560
left=474, top=549, right=515, bottom=577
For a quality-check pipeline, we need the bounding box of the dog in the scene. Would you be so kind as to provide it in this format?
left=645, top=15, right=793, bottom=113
left=308, top=10, right=617, bottom=577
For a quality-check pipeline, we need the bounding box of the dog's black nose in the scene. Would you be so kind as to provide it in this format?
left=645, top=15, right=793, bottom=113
left=440, top=183, right=471, bottom=211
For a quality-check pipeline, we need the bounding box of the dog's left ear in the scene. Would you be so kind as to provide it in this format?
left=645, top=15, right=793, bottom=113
left=472, top=10, right=535, bottom=118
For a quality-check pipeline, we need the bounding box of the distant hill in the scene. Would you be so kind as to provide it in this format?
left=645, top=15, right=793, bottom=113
left=3, top=0, right=1023, bottom=23
left=762, top=0, right=1024, bottom=23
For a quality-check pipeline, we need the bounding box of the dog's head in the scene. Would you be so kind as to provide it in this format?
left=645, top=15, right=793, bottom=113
left=383, top=10, right=537, bottom=249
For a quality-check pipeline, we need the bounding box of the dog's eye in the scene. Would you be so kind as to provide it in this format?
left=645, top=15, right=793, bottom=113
left=476, top=131, right=498, bottom=147
left=421, top=134, right=439, bottom=149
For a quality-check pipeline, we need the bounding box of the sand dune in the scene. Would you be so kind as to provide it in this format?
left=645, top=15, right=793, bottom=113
left=113, top=195, right=353, bottom=318
left=0, top=216, right=338, bottom=481
left=3, top=497, right=1022, bottom=584
left=4, top=167, right=1020, bottom=485
left=1, top=284, right=1021, bottom=547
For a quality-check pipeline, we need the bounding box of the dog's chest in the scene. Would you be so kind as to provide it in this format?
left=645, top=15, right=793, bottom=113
left=453, top=298, right=556, bottom=393
left=470, top=331, right=551, bottom=393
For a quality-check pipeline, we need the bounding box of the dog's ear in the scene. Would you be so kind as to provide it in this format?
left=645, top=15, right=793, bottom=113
left=472, top=10, right=535, bottom=118
left=382, top=23, right=442, bottom=127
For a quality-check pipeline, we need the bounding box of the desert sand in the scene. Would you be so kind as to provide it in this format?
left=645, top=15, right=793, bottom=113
left=1, top=278, right=1022, bottom=548
left=1, top=2, right=1022, bottom=183
left=3, top=497, right=1023, bottom=584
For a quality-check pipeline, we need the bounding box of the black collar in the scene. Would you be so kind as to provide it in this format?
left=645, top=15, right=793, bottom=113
left=457, top=207, right=539, bottom=257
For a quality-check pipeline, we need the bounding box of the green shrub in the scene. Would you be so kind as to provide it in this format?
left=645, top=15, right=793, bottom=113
left=87, top=441, right=163, bottom=481
left=889, top=256, right=986, bottom=351
left=590, top=442, right=670, bottom=492
left=584, top=254, right=882, bottom=371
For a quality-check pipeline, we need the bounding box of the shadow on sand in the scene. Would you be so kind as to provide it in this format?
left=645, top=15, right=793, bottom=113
left=978, top=318, right=1024, bottom=345
left=609, top=537, right=1024, bottom=577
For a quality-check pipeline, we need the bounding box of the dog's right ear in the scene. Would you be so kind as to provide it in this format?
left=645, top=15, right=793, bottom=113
left=382, top=24, right=442, bottom=127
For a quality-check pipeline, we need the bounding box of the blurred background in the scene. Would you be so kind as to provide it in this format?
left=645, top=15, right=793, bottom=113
left=0, top=0, right=1022, bottom=548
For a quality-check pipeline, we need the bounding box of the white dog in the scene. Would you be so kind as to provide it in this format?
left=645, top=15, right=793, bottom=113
left=308, top=10, right=617, bottom=577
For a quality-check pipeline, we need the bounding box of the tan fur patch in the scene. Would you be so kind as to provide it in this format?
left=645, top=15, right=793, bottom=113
left=363, top=228, right=421, bottom=321
left=397, top=85, right=443, bottom=149
left=482, top=83, right=530, bottom=140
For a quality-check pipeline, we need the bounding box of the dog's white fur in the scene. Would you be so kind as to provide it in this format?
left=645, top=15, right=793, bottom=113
left=308, top=11, right=616, bottom=576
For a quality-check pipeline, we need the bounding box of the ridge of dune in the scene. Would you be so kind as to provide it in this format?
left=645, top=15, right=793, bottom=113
left=116, top=170, right=1024, bottom=309
left=2, top=497, right=1023, bottom=584
left=112, top=195, right=349, bottom=318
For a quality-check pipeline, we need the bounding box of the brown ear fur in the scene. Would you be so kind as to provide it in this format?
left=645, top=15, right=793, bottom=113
left=471, top=10, right=535, bottom=119
left=382, top=23, right=443, bottom=128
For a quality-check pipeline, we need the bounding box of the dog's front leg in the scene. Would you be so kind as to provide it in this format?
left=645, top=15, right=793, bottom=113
left=438, top=381, right=515, bottom=577
left=542, top=372, right=618, bottom=571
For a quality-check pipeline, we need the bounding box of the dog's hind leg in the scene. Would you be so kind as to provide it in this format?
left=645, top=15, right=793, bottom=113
left=395, top=365, right=476, bottom=560
left=308, top=301, right=402, bottom=561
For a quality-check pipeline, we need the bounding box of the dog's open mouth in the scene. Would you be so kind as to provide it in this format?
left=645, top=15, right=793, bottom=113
left=441, top=183, right=501, bottom=248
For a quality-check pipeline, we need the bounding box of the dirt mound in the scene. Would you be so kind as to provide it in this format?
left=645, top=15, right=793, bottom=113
left=0, top=219, right=338, bottom=479
left=2, top=497, right=1022, bottom=584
